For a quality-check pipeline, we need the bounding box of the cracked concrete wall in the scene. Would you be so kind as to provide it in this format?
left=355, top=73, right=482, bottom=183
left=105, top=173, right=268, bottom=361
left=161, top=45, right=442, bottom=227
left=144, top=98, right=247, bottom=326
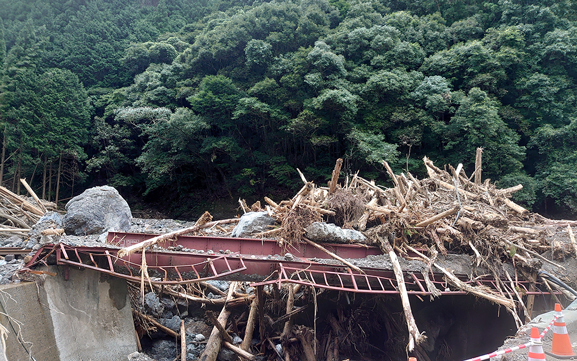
left=44, top=265, right=137, bottom=361
left=0, top=281, right=59, bottom=361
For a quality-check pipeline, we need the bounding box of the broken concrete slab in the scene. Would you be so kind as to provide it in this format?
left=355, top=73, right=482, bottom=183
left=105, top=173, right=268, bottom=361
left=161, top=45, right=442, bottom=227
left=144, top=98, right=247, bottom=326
left=63, top=185, right=132, bottom=236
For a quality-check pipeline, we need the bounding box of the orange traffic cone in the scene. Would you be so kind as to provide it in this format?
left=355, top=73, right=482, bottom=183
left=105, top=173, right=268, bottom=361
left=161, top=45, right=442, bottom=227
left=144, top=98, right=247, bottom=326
left=550, top=303, right=575, bottom=357
left=408, top=358, right=417, bottom=361
left=528, top=327, right=546, bottom=360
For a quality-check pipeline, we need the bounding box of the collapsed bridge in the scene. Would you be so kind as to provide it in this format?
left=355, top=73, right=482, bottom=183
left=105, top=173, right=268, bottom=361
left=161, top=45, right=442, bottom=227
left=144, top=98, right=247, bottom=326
left=24, top=232, right=545, bottom=297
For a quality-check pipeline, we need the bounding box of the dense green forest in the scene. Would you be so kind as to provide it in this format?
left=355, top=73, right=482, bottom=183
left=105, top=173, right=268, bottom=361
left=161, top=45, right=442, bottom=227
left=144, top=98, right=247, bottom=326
left=0, top=0, right=576, bottom=217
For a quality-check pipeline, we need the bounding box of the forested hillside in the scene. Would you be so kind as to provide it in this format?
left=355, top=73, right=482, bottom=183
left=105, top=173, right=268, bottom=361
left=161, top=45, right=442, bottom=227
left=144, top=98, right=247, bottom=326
left=0, top=0, right=576, bottom=217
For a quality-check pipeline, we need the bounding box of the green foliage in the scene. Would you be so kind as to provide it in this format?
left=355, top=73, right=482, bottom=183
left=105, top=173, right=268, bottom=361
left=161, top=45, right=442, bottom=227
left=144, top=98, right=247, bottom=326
left=444, top=88, right=525, bottom=178
left=0, top=18, right=6, bottom=71
left=347, top=128, right=399, bottom=165
left=3, top=0, right=577, bottom=215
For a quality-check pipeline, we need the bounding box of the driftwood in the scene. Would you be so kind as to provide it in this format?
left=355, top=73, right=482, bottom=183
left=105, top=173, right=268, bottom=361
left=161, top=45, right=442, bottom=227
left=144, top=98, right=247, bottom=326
left=474, top=147, right=483, bottom=185
left=199, top=282, right=239, bottom=361
left=406, top=245, right=514, bottom=308
left=281, top=284, right=296, bottom=339
left=241, top=298, right=258, bottom=352
left=20, top=178, right=47, bottom=213
left=132, top=309, right=179, bottom=339
left=377, top=235, right=424, bottom=351
left=328, top=158, right=343, bottom=194
left=0, top=186, right=44, bottom=216
left=180, top=320, right=186, bottom=361
left=302, top=238, right=365, bottom=274
left=163, top=287, right=255, bottom=307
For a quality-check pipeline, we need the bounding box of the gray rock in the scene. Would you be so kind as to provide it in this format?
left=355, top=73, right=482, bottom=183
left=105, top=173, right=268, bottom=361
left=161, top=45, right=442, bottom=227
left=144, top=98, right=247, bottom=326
left=305, top=222, right=367, bottom=244
left=4, top=255, right=14, bottom=262
left=63, top=186, right=132, bottom=236
left=161, top=315, right=181, bottom=332
left=150, top=339, right=176, bottom=361
left=144, top=292, right=164, bottom=317
left=231, top=212, right=276, bottom=237
left=195, top=334, right=205, bottom=342
left=232, top=335, right=242, bottom=345
left=217, top=348, right=236, bottom=361
left=25, top=212, right=65, bottom=244
left=127, top=352, right=157, bottom=361
left=0, top=235, right=24, bottom=247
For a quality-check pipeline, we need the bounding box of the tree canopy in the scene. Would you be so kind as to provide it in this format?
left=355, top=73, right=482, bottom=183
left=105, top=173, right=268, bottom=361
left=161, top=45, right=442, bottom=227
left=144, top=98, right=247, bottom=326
left=1, top=0, right=577, bottom=217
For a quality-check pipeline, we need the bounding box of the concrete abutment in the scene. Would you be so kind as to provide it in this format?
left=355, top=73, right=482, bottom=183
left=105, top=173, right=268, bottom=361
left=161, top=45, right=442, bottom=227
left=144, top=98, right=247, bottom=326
left=0, top=266, right=137, bottom=361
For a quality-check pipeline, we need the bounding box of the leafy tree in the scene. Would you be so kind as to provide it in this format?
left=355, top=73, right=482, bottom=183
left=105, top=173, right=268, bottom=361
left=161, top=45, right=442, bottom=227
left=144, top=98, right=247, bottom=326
left=444, top=87, right=525, bottom=178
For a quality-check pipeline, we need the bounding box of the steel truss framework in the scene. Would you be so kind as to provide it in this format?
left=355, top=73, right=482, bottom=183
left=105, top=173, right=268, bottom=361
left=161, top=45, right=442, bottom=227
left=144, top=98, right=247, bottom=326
left=21, top=232, right=553, bottom=298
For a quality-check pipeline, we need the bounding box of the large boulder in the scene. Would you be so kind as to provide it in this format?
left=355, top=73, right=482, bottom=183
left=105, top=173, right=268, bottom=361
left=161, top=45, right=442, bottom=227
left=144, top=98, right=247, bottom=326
left=63, top=186, right=132, bottom=236
left=231, top=212, right=276, bottom=237
left=305, top=222, right=367, bottom=244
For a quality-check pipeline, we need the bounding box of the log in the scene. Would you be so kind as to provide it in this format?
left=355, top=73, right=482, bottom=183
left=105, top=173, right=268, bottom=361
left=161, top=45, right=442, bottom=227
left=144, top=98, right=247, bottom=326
left=329, top=158, right=343, bottom=194
left=502, top=198, right=528, bottom=214
left=364, top=204, right=394, bottom=215
left=508, top=226, right=540, bottom=235
left=0, top=211, right=30, bottom=229
left=241, top=298, right=258, bottom=352
left=415, top=206, right=459, bottom=228
left=0, top=186, right=44, bottom=216
left=256, top=286, right=266, bottom=352
left=496, top=184, right=523, bottom=195
left=281, top=284, right=295, bottom=339
left=436, top=180, right=478, bottom=199
left=132, top=309, right=179, bottom=338
left=474, top=147, right=483, bottom=185
left=406, top=245, right=515, bottom=308
left=117, top=217, right=239, bottom=258
left=20, top=178, right=47, bottom=213
left=296, top=168, right=308, bottom=184
left=223, top=341, right=255, bottom=361
left=291, top=182, right=314, bottom=210
left=200, top=281, right=227, bottom=297
left=181, top=320, right=186, bottom=361
left=377, top=235, right=425, bottom=351
left=358, top=197, right=378, bottom=231
left=206, top=310, right=233, bottom=343
left=40, top=228, right=64, bottom=236
left=272, top=305, right=308, bottom=327
left=163, top=287, right=255, bottom=307
left=568, top=226, right=577, bottom=256
left=264, top=196, right=280, bottom=210
left=199, top=282, right=239, bottom=361
left=302, top=238, right=365, bottom=274
left=429, top=230, right=447, bottom=255
left=239, top=199, right=249, bottom=213
left=0, top=228, right=30, bottom=233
